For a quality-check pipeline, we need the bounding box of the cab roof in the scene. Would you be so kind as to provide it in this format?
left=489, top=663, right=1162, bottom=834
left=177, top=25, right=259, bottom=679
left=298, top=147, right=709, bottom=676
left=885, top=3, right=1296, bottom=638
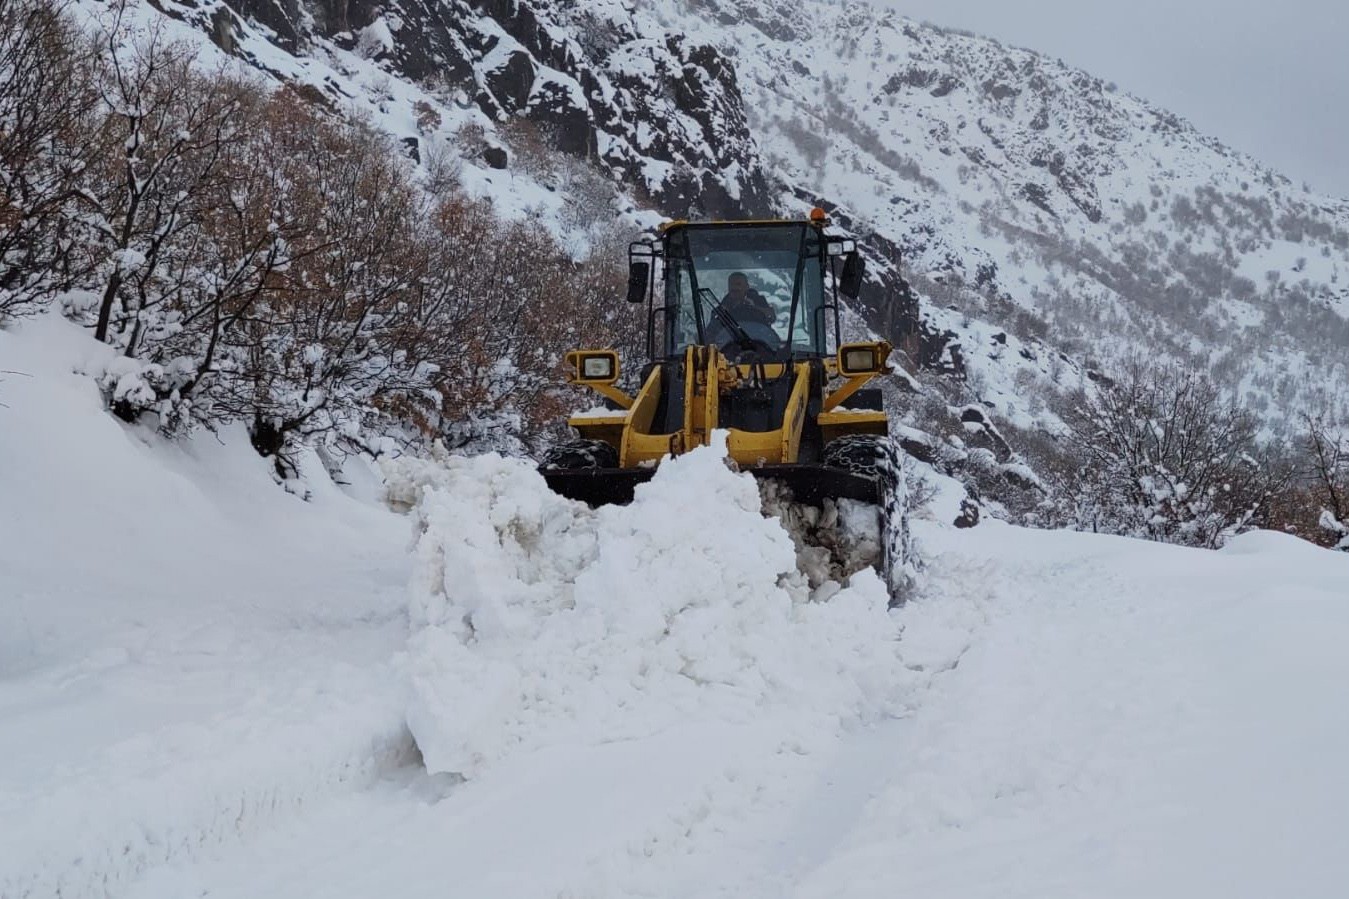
left=657, top=215, right=830, bottom=233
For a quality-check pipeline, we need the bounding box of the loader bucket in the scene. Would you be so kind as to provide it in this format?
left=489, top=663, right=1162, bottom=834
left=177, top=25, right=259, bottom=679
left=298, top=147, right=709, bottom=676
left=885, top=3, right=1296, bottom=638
left=539, top=468, right=655, bottom=507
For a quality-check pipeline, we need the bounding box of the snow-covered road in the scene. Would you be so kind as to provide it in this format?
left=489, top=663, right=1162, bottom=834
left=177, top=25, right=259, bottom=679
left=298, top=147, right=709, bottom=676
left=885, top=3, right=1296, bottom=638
left=778, top=525, right=1349, bottom=899
left=97, top=523, right=1349, bottom=899
left=4, top=316, right=1348, bottom=898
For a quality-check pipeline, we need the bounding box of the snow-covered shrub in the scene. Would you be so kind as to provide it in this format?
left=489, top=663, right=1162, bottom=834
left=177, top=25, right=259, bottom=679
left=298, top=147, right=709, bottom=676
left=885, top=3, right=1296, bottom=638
left=1319, top=510, right=1348, bottom=551
left=392, top=194, right=640, bottom=456
left=1301, top=414, right=1348, bottom=551
left=65, top=25, right=281, bottom=430
left=84, top=29, right=256, bottom=356
left=1055, top=357, right=1291, bottom=548
left=202, top=111, right=433, bottom=471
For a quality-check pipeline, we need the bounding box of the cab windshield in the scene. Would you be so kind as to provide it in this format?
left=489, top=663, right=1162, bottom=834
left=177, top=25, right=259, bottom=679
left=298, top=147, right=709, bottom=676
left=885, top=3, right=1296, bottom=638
left=663, top=224, right=826, bottom=358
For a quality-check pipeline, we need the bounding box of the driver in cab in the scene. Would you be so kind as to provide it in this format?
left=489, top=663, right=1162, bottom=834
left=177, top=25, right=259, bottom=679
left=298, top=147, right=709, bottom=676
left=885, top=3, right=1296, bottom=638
left=719, top=272, right=775, bottom=327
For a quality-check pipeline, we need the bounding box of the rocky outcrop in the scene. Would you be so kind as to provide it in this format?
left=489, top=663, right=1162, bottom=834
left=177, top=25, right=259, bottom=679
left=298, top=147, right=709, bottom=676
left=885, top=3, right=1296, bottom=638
left=222, top=0, right=776, bottom=218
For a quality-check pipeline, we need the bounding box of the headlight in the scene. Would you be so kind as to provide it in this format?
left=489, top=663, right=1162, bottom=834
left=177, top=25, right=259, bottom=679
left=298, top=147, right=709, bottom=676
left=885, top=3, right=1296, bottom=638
left=842, top=348, right=877, bottom=373
left=565, top=349, right=620, bottom=384
left=835, top=341, right=889, bottom=377
left=583, top=356, right=614, bottom=379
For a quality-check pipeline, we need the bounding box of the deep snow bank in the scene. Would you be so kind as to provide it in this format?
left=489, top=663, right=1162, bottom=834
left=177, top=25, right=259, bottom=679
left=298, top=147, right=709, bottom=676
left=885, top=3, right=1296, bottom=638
left=385, top=435, right=911, bottom=778
left=0, top=315, right=413, bottom=898
left=0, top=315, right=404, bottom=672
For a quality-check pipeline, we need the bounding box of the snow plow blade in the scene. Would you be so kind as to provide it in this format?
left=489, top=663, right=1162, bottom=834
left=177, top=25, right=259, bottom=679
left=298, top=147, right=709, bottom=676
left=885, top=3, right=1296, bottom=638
left=542, top=464, right=884, bottom=508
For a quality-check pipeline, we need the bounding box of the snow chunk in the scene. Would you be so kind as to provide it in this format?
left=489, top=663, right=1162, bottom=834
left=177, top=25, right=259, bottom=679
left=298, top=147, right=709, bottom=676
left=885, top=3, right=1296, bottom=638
left=356, top=18, right=395, bottom=59
left=568, top=405, right=625, bottom=420
left=390, top=435, right=907, bottom=779
left=1219, top=528, right=1341, bottom=559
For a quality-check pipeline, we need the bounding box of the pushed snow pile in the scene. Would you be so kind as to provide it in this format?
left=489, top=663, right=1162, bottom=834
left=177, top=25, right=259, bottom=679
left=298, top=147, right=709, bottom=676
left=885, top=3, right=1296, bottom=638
left=385, top=435, right=909, bottom=778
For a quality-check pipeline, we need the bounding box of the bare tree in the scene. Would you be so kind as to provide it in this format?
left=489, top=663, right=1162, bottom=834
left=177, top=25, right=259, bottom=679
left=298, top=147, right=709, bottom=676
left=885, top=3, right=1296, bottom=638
left=0, top=0, right=104, bottom=320
left=87, top=15, right=248, bottom=351
left=206, top=112, right=429, bottom=471
left=2, top=0, right=644, bottom=468
left=139, top=87, right=316, bottom=432
left=1058, top=357, right=1290, bottom=547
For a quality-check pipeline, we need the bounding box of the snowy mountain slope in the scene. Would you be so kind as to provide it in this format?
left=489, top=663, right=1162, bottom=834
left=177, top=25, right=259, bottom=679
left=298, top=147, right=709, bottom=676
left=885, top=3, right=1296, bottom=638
left=91, top=0, right=1349, bottom=432
left=5, top=309, right=1346, bottom=897
left=662, top=0, right=1349, bottom=425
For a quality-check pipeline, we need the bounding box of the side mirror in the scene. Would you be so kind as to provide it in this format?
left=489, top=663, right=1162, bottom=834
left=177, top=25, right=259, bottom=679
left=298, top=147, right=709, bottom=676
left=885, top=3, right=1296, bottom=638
left=839, top=251, right=865, bottom=299
left=626, top=261, right=650, bottom=304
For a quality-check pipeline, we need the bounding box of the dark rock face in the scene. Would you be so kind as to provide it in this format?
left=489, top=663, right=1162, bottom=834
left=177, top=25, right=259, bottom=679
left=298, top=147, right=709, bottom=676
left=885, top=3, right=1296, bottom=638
left=899, top=435, right=938, bottom=466
left=208, top=6, right=237, bottom=54
left=233, top=0, right=306, bottom=52
left=483, top=50, right=536, bottom=112
left=181, top=0, right=776, bottom=224
left=954, top=497, right=981, bottom=528
left=792, top=194, right=962, bottom=378
left=1021, top=182, right=1055, bottom=217
left=296, top=0, right=476, bottom=82
left=291, top=0, right=772, bottom=217
left=958, top=405, right=1014, bottom=460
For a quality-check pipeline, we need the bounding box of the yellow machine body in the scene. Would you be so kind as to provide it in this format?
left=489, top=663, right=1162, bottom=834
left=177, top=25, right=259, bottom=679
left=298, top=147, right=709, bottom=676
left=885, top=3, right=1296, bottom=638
left=564, top=342, right=890, bottom=470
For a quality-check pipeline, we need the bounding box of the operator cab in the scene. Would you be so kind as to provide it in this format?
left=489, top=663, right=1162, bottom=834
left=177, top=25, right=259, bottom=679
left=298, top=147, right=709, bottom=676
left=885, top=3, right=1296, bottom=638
left=625, top=214, right=866, bottom=364
left=665, top=222, right=825, bottom=360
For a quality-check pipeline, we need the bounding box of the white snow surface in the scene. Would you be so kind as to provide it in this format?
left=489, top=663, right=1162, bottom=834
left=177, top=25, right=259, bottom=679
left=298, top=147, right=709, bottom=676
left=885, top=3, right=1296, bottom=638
left=0, top=317, right=414, bottom=897
left=386, top=436, right=903, bottom=780
left=4, top=317, right=1349, bottom=897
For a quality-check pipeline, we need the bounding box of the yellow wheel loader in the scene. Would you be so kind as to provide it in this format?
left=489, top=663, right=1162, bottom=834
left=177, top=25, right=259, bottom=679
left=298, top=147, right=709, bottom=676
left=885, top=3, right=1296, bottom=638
left=541, top=211, right=909, bottom=599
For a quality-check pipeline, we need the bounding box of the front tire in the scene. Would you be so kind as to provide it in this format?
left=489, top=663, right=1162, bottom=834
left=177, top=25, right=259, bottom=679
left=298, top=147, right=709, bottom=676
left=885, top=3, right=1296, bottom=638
left=823, top=435, right=911, bottom=604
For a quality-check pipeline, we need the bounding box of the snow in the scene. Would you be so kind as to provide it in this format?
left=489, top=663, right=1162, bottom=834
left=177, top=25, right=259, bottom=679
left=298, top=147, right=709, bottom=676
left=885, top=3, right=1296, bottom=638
left=567, top=405, right=624, bottom=420
left=64, top=0, right=589, bottom=243
left=4, top=317, right=1349, bottom=897
left=356, top=17, right=395, bottom=60
left=387, top=434, right=903, bottom=779
left=0, top=315, right=412, bottom=897
left=1321, top=508, right=1349, bottom=549
left=776, top=523, right=1349, bottom=899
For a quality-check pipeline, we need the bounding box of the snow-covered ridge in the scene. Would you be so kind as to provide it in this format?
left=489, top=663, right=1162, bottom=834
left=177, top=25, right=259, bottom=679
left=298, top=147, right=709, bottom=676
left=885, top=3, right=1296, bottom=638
left=707, top=0, right=1349, bottom=424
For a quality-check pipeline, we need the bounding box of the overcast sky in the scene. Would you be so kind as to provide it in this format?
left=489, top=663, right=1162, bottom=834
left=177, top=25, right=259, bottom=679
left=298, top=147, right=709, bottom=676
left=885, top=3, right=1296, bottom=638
left=883, top=0, right=1349, bottom=198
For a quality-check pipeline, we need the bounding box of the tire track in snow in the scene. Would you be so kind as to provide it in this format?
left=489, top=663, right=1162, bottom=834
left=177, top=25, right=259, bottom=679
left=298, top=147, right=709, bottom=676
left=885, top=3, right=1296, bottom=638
left=2, top=661, right=416, bottom=899
left=550, top=528, right=1005, bottom=899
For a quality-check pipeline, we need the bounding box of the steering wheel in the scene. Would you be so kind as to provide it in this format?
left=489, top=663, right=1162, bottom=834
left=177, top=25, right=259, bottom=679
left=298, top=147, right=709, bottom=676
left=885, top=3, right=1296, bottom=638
left=706, top=318, right=783, bottom=361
